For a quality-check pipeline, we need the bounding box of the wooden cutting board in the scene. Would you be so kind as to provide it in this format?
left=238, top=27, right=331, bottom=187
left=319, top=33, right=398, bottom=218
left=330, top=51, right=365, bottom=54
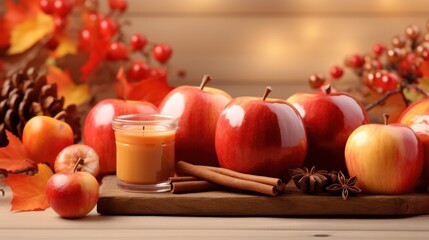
left=97, top=175, right=429, bottom=216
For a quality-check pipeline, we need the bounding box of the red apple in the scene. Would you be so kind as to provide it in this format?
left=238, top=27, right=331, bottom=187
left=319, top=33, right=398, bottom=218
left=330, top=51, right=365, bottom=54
left=215, top=87, right=307, bottom=180
left=399, top=99, right=429, bottom=190
left=83, top=99, right=157, bottom=175
left=55, top=144, right=100, bottom=177
left=159, top=75, right=232, bottom=166
left=46, top=159, right=99, bottom=218
left=287, top=85, right=369, bottom=173
left=345, top=114, right=423, bottom=194
left=23, top=115, right=74, bottom=168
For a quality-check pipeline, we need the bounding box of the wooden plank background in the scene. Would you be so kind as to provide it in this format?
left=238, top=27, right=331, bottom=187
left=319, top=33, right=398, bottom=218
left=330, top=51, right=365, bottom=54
left=102, top=1, right=428, bottom=97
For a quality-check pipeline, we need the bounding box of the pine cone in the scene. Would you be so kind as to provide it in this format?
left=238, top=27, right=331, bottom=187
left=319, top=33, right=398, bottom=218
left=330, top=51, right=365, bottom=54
left=0, top=67, right=81, bottom=146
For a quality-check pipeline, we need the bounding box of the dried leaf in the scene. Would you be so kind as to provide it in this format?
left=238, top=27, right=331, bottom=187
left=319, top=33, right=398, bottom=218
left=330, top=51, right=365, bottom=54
left=2, top=164, right=53, bottom=212
left=116, top=67, right=175, bottom=106
left=8, top=13, right=54, bottom=55
left=0, top=130, right=35, bottom=172
left=52, top=36, right=77, bottom=58
left=46, top=66, right=89, bottom=106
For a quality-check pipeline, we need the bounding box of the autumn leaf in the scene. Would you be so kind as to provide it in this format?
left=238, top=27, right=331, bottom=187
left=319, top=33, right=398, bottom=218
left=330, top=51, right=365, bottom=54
left=0, top=131, right=36, bottom=173
left=46, top=65, right=90, bottom=106
left=116, top=67, right=175, bottom=106
left=2, top=164, right=53, bottom=212
left=8, top=12, right=54, bottom=55
left=80, top=38, right=110, bottom=81
left=52, top=36, right=77, bottom=58
left=0, top=0, right=41, bottom=48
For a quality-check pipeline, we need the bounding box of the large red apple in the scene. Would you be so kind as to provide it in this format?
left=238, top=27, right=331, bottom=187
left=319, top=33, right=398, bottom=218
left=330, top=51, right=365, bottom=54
left=215, top=87, right=307, bottom=180
left=287, top=86, right=369, bottom=173
left=345, top=114, right=423, bottom=194
left=158, top=75, right=232, bottom=166
left=83, top=99, right=157, bottom=175
left=399, top=99, right=429, bottom=190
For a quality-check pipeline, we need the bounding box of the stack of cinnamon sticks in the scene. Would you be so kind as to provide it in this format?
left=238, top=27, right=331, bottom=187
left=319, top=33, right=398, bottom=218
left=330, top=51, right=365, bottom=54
left=170, top=161, right=284, bottom=196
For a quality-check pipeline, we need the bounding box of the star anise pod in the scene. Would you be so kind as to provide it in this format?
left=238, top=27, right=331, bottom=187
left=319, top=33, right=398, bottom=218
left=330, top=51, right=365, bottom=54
left=322, top=170, right=339, bottom=190
left=326, top=171, right=361, bottom=200
left=289, top=166, right=328, bottom=194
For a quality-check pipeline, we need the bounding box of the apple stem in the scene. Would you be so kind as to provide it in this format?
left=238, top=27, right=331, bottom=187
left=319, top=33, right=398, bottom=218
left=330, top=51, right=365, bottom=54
left=199, top=75, right=212, bottom=90
left=73, top=157, right=84, bottom=173
left=383, top=113, right=389, bottom=125
left=262, top=86, right=272, bottom=101
left=324, top=84, right=332, bottom=94
left=53, top=111, right=67, bottom=120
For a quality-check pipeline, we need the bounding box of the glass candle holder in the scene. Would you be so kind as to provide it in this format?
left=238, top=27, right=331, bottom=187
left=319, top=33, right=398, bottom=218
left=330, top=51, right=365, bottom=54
left=112, top=114, right=178, bottom=192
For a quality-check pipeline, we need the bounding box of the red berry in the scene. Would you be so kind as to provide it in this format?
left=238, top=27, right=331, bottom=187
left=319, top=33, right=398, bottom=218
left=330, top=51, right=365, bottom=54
left=349, top=54, right=365, bottom=68
left=40, top=0, right=55, bottom=15
left=98, top=18, right=118, bottom=38
left=372, top=71, right=400, bottom=93
left=152, top=44, right=173, bottom=64
left=53, top=15, right=66, bottom=32
left=106, top=42, right=128, bottom=60
left=405, top=25, right=421, bottom=40
left=53, top=0, right=72, bottom=17
left=130, top=34, right=147, bottom=51
left=329, top=65, right=343, bottom=79
left=373, top=43, right=386, bottom=56
left=150, top=67, right=166, bottom=77
left=308, top=74, right=325, bottom=89
left=126, top=62, right=151, bottom=82
left=391, top=35, right=406, bottom=48
left=79, top=28, right=92, bottom=50
left=109, top=0, right=128, bottom=12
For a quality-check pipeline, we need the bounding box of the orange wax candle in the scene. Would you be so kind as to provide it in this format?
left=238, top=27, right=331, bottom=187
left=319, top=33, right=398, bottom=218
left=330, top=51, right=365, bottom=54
left=112, top=114, right=178, bottom=192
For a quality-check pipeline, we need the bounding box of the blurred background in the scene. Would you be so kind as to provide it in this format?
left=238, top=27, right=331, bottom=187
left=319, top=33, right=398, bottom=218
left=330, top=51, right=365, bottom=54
left=102, top=0, right=429, bottom=98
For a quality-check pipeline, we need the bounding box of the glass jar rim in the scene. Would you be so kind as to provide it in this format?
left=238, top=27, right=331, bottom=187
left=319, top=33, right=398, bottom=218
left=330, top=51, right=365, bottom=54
left=112, top=114, right=178, bottom=131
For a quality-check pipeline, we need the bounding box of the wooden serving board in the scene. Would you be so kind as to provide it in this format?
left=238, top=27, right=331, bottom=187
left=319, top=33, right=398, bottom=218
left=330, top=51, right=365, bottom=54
left=97, top=175, right=429, bottom=216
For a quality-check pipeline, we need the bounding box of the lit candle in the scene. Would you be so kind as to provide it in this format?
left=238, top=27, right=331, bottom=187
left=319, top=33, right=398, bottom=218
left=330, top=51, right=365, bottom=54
left=112, top=114, right=178, bottom=192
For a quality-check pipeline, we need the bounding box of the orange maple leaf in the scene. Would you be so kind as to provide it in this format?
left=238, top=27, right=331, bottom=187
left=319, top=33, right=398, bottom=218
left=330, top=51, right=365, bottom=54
left=0, top=131, right=36, bottom=172
left=116, top=67, right=175, bottom=106
left=46, top=65, right=90, bottom=106
left=2, top=164, right=53, bottom=212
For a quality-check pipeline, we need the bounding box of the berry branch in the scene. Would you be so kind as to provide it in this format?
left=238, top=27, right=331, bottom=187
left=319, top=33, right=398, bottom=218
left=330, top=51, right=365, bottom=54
left=308, top=20, right=429, bottom=119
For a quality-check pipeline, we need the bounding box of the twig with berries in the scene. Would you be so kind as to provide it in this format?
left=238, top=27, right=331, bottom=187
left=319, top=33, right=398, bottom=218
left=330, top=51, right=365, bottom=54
left=308, top=21, right=429, bottom=115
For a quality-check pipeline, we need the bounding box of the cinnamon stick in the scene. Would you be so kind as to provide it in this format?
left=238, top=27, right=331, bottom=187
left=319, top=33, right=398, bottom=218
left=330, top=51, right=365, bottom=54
left=175, top=161, right=279, bottom=196
left=171, top=180, right=221, bottom=193
left=206, top=166, right=283, bottom=188
left=169, top=176, right=199, bottom=183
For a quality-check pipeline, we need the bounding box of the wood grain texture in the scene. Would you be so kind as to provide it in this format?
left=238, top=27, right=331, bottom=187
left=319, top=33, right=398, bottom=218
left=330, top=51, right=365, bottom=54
left=97, top=175, right=429, bottom=216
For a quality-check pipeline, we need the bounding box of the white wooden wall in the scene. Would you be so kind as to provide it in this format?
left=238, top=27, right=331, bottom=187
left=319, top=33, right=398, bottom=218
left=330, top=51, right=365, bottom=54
left=103, top=0, right=429, bottom=98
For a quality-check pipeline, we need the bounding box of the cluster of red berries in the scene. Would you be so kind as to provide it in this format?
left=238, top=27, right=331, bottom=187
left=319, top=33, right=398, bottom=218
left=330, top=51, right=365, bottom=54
left=309, top=21, right=429, bottom=95
left=40, top=0, right=173, bottom=83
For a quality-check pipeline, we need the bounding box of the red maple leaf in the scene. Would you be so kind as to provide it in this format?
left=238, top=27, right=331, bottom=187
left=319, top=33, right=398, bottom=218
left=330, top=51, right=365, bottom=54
left=115, top=67, right=175, bottom=106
